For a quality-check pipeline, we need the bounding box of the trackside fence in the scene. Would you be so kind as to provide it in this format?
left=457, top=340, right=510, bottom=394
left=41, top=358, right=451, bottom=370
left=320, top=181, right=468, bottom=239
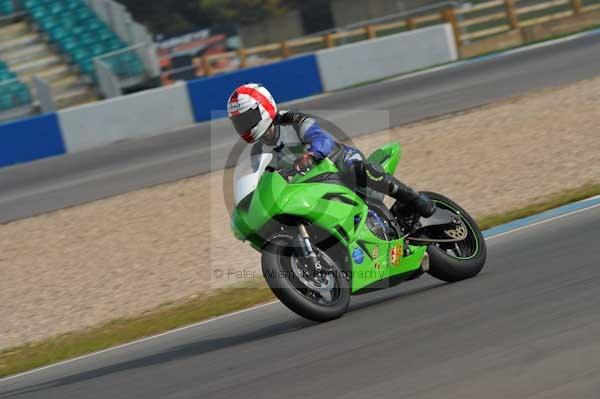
left=456, top=0, right=600, bottom=44
left=193, top=0, right=600, bottom=77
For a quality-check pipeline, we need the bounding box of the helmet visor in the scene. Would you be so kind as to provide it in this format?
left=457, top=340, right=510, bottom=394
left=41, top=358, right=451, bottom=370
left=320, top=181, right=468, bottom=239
left=231, top=107, right=262, bottom=143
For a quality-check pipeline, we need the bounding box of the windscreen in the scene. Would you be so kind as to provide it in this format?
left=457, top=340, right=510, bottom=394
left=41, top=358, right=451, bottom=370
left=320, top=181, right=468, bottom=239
left=233, top=152, right=273, bottom=205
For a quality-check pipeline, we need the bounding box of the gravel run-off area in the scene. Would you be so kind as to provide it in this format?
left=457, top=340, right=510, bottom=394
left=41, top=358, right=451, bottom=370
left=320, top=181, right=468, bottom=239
left=1, top=77, right=599, bottom=350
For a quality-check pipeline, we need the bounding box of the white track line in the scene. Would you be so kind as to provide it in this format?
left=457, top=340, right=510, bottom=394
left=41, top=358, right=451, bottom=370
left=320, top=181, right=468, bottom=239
left=1, top=198, right=599, bottom=384
left=0, top=300, right=279, bottom=384
left=485, top=202, right=600, bottom=241
left=3, top=26, right=600, bottom=385
left=0, top=200, right=598, bottom=384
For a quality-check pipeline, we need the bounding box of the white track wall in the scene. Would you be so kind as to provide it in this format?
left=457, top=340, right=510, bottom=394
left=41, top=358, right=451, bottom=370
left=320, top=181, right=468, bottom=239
left=58, top=82, right=195, bottom=153
left=0, top=24, right=459, bottom=168
left=315, top=24, right=458, bottom=92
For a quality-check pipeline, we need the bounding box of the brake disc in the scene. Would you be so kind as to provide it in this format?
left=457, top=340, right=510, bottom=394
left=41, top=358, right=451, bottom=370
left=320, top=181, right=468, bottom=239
left=444, top=218, right=468, bottom=240
left=291, top=256, right=335, bottom=293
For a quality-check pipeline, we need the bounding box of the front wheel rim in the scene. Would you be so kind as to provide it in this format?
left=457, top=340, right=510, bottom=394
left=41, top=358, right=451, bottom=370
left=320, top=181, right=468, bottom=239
left=279, top=246, right=343, bottom=306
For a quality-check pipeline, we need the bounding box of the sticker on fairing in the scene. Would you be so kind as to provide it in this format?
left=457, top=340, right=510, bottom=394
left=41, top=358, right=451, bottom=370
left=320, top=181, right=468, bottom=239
left=352, top=248, right=365, bottom=264
left=390, top=243, right=402, bottom=267
left=372, top=246, right=379, bottom=258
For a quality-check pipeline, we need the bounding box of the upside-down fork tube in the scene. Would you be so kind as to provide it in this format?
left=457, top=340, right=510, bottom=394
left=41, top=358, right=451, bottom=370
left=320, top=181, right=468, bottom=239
left=298, top=223, right=322, bottom=271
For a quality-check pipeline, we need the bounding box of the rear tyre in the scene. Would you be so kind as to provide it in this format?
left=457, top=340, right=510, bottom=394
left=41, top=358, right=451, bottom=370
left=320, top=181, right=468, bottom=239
left=420, top=192, right=486, bottom=283
left=261, top=232, right=350, bottom=322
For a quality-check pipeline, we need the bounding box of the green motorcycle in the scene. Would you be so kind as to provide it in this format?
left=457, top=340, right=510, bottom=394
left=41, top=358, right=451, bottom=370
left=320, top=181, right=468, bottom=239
left=231, top=142, right=486, bottom=322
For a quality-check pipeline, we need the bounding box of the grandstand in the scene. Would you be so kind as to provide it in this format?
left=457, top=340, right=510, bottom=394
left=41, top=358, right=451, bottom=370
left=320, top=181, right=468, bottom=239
left=0, top=0, right=151, bottom=121
left=0, top=20, right=36, bottom=116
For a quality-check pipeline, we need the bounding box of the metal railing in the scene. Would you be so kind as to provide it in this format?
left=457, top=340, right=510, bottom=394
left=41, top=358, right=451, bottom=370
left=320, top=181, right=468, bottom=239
left=310, top=1, right=461, bottom=35
left=156, top=2, right=463, bottom=82
left=456, top=0, right=600, bottom=43
left=173, top=0, right=600, bottom=78
left=191, top=5, right=459, bottom=77
left=92, top=43, right=152, bottom=96
left=85, top=0, right=160, bottom=79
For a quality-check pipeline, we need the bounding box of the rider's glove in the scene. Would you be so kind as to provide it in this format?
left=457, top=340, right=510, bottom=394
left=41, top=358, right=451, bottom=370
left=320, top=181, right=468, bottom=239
left=294, top=152, right=316, bottom=173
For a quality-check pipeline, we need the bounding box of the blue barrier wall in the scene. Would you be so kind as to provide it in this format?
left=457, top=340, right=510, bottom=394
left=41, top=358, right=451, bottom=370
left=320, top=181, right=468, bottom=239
left=0, top=113, right=65, bottom=168
left=186, top=54, right=323, bottom=122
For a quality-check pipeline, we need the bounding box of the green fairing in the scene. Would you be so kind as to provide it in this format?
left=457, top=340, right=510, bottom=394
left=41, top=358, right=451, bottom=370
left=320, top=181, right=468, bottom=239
left=231, top=141, right=426, bottom=293
left=366, top=142, right=402, bottom=175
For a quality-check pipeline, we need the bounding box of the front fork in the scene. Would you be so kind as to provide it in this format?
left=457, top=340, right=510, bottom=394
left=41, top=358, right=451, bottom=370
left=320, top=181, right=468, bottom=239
left=297, top=223, right=322, bottom=272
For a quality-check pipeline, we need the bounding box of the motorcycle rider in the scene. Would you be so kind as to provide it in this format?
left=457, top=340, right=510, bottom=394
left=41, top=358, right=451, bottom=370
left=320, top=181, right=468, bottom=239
left=227, top=83, right=436, bottom=218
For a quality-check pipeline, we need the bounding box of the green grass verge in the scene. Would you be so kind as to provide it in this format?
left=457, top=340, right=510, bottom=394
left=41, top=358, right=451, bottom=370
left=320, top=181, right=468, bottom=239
left=1, top=182, right=599, bottom=379
left=0, top=281, right=275, bottom=379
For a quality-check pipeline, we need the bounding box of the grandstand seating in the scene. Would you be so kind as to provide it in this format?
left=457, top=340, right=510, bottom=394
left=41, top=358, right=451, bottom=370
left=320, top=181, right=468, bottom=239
left=0, top=0, right=16, bottom=15
left=0, top=25, right=34, bottom=112
left=0, top=59, right=32, bottom=111
left=23, top=0, right=144, bottom=79
left=0, top=0, right=149, bottom=119
left=0, top=18, right=91, bottom=115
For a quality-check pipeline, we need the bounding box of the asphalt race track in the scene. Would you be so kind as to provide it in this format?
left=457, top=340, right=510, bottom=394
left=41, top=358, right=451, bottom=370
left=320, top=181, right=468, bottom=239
left=1, top=201, right=599, bottom=398
left=2, top=31, right=600, bottom=223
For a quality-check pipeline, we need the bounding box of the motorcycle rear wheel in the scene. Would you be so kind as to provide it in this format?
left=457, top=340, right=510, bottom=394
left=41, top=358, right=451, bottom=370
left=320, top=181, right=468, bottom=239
left=419, top=191, right=487, bottom=282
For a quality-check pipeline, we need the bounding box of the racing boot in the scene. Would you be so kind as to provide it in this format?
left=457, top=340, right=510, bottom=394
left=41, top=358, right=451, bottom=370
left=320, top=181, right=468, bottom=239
left=412, top=192, right=437, bottom=218
left=364, top=163, right=436, bottom=218
left=388, top=177, right=436, bottom=218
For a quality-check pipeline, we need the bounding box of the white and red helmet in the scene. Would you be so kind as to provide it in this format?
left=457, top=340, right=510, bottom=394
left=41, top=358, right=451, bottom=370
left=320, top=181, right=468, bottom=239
left=227, top=83, right=277, bottom=143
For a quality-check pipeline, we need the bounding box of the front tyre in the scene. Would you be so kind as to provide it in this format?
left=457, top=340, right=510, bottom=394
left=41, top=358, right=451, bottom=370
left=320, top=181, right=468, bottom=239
left=420, top=192, right=487, bottom=283
left=261, top=232, right=350, bottom=322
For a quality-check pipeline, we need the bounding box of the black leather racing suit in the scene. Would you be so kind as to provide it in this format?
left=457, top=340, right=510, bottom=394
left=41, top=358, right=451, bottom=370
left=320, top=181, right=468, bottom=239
left=252, top=110, right=435, bottom=216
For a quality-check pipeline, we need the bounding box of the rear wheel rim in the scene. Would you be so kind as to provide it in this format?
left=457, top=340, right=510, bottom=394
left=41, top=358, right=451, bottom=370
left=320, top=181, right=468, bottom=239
left=430, top=200, right=480, bottom=260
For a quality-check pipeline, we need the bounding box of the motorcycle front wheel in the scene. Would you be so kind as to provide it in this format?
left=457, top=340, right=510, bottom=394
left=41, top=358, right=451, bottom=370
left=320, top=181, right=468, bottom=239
left=261, top=231, right=350, bottom=322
